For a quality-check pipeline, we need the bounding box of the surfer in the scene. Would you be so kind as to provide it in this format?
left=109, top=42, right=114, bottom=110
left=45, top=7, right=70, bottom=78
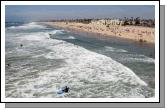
left=20, top=44, right=23, bottom=47
left=62, top=86, right=69, bottom=93
left=7, top=63, right=10, bottom=67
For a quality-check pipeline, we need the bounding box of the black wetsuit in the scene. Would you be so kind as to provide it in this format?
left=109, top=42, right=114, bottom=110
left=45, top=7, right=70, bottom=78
left=62, top=86, right=69, bottom=93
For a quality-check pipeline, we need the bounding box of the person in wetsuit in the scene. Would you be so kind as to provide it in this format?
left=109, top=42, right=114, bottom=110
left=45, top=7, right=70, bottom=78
left=20, top=44, right=23, bottom=47
left=62, top=86, right=69, bottom=93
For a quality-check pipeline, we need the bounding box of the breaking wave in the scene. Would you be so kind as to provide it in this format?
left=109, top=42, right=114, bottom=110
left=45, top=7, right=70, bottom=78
left=104, top=46, right=128, bottom=52
left=7, top=22, right=47, bottom=30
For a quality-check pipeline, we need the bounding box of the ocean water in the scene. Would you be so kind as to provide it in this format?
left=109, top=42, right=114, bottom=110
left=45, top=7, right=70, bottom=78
left=5, top=22, right=155, bottom=98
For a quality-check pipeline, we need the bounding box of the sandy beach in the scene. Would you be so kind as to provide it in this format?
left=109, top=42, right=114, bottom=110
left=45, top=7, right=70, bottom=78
left=44, top=22, right=155, bottom=43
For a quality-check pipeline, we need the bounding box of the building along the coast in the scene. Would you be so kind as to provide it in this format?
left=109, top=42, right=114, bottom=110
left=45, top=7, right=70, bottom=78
left=91, top=19, right=124, bottom=29
left=107, top=19, right=124, bottom=26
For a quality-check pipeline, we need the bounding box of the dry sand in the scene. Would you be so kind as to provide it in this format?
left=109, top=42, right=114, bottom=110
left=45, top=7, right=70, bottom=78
left=44, top=22, right=155, bottom=43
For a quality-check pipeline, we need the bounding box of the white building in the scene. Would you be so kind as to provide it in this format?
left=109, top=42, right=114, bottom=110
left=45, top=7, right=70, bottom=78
left=91, top=19, right=124, bottom=27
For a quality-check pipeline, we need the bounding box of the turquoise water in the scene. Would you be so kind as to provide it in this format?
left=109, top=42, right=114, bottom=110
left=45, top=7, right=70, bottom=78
left=5, top=22, right=155, bottom=98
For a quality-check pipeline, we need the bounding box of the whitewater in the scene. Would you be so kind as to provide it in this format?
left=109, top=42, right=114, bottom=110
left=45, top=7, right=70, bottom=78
left=5, top=22, right=155, bottom=98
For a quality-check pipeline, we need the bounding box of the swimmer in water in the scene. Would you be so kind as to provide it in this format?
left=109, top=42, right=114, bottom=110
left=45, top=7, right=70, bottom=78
left=7, top=64, right=10, bottom=67
left=20, top=44, right=23, bottom=47
left=62, top=86, right=69, bottom=93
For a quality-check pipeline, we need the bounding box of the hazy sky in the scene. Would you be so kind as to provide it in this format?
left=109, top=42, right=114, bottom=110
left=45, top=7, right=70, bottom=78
left=5, top=5, right=155, bottom=22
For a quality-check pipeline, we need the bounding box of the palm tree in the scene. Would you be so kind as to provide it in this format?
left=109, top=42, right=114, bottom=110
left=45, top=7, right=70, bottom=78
left=135, top=17, right=140, bottom=25
left=123, top=17, right=128, bottom=25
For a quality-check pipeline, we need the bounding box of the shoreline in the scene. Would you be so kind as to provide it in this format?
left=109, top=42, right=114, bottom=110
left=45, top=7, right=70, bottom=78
left=43, top=22, right=155, bottom=44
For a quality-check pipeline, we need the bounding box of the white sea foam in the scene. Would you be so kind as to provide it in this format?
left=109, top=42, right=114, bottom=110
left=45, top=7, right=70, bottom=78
left=15, top=40, right=148, bottom=98
left=126, top=56, right=154, bottom=63
left=49, top=30, right=64, bottom=35
left=51, top=35, right=76, bottom=40
left=68, top=36, right=76, bottom=39
left=6, top=26, right=153, bottom=98
left=7, top=22, right=47, bottom=30
left=18, top=32, right=50, bottom=41
left=46, top=42, right=147, bottom=86
left=104, top=46, right=128, bottom=52
left=7, top=26, right=15, bottom=29
left=103, top=46, right=154, bottom=63
left=118, top=54, right=155, bottom=63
